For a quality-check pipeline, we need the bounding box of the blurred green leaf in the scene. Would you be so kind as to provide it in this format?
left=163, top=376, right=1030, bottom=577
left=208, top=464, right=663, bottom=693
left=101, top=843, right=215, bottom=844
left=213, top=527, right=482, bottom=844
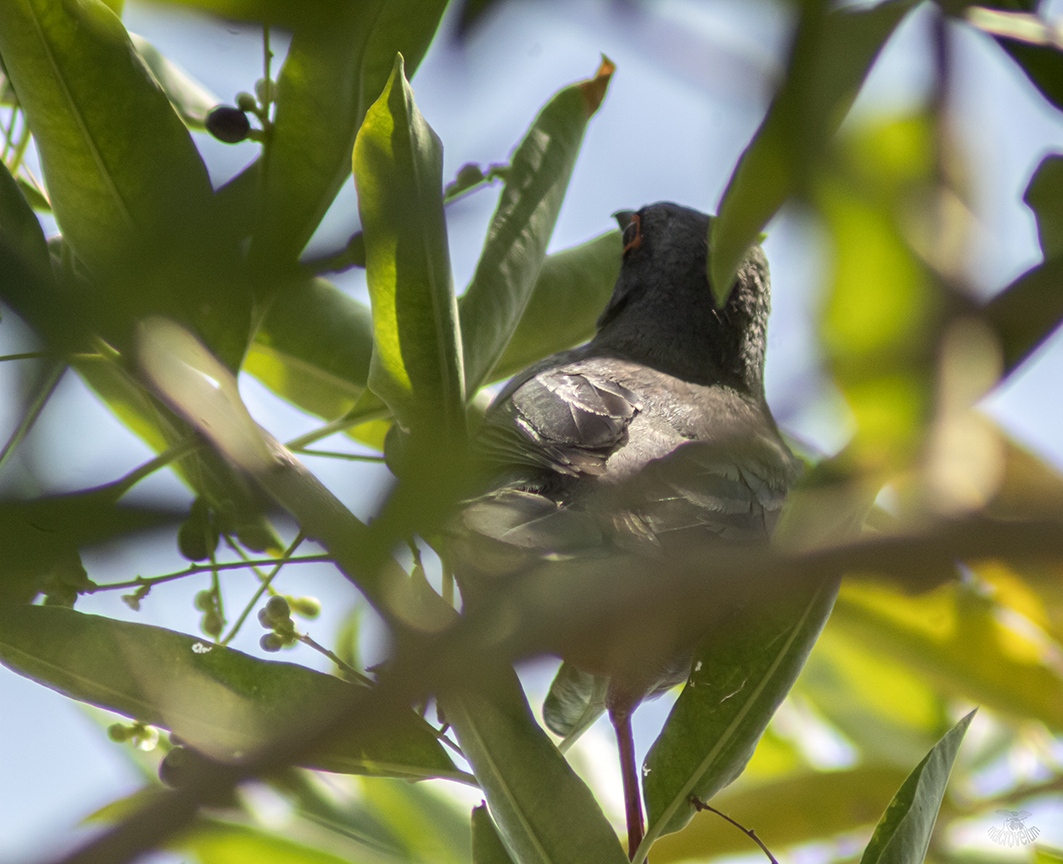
left=73, top=352, right=271, bottom=534
left=1036, top=847, right=1063, bottom=864
left=0, top=160, right=49, bottom=270
left=473, top=803, right=516, bottom=864
left=144, top=0, right=347, bottom=30
left=129, top=33, right=217, bottom=130
left=249, top=0, right=446, bottom=270
left=442, top=672, right=629, bottom=864
left=982, top=152, right=1063, bottom=376
left=0, top=605, right=464, bottom=781
left=995, top=34, right=1063, bottom=112
left=859, top=710, right=975, bottom=864
left=459, top=58, right=615, bottom=393
left=0, top=489, right=180, bottom=605
left=16, top=176, right=51, bottom=212
left=74, top=353, right=189, bottom=459
left=487, top=229, right=622, bottom=384
left=711, top=0, right=914, bottom=303
left=832, top=581, right=1063, bottom=729
left=983, top=256, right=1063, bottom=375
left=1024, top=153, right=1063, bottom=259
left=816, top=115, right=940, bottom=475
left=650, top=764, right=911, bottom=864
left=455, top=0, right=505, bottom=39
left=0, top=156, right=80, bottom=349
left=246, top=278, right=374, bottom=421
left=179, top=820, right=360, bottom=864
left=794, top=626, right=949, bottom=768
left=641, top=580, right=839, bottom=845
left=353, top=54, right=464, bottom=438
left=0, top=0, right=212, bottom=279
left=356, top=776, right=472, bottom=864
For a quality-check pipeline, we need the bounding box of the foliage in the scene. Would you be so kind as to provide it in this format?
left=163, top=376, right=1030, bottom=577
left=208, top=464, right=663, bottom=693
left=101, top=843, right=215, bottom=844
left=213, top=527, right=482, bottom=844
left=1, top=1, right=1063, bottom=863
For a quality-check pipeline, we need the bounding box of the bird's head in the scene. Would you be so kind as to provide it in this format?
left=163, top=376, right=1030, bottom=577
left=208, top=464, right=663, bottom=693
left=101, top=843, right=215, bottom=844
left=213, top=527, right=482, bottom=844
left=593, top=202, right=771, bottom=396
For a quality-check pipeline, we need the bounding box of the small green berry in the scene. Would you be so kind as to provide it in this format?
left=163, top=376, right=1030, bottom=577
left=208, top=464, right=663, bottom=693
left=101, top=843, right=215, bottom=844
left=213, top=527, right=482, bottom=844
left=178, top=519, right=218, bottom=562
left=260, top=633, right=285, bottom=652
left=254, top=77, right=275, bottom=104
left=289, top=596, right=321, bottom=619
left=159, top=746, right=196, bottom=787
left=194, top=590, right=215, bottom=612
left=236, top=91, right=257, bottom=112
left=108, top=723, right=130, bottom=743
left=264, top=595, right=290, bottom=622
left=201, top=610, right=224, bottom=638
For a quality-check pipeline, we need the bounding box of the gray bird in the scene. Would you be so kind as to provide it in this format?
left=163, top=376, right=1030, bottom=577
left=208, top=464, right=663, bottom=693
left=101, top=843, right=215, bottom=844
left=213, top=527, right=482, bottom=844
left=455, top=202, right=799, bottom=855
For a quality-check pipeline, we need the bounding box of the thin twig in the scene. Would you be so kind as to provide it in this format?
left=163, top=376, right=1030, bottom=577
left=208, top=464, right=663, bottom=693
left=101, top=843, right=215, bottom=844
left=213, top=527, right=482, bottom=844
left=292, top=447, right=386, bottom=463
left=297, top=632, right=375, bottom=686
left=89, top=554, right=333, bottom=593
left=691, top=798, right=779, bottom=864
left=221, top=533, right=306, bottom=645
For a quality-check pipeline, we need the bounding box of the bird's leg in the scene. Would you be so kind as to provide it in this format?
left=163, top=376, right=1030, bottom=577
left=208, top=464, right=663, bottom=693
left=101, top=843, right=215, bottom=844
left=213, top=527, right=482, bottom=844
left=608, top=691, right=645, bottom=860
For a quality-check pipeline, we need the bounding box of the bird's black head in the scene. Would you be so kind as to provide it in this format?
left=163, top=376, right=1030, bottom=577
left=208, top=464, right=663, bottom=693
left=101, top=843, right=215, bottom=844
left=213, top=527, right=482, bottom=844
left=591, top=202, right=771, bottom=396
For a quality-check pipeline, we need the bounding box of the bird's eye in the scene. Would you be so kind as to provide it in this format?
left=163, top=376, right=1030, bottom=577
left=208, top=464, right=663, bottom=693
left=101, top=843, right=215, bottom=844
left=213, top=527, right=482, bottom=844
left=622, top=213, right=642, bottom=254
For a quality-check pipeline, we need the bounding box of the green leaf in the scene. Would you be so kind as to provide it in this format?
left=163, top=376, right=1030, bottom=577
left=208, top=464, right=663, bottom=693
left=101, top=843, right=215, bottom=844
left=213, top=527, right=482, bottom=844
left=459, top=58, right=615, bottom=393
left=649, top=764, right=912, bottom=864
left=0, top=0, right=213, bottom=278
left=488, top=229, right=621, bottom=384
left=1023, top=153, right=1063, bottom=259
left=356, top=776, right=473, bottom=864
left=0, top=160, right=49, bottom=272
left=353, top=53, right=464, bottom=437
left=441, top=671, right=629, bottom=864
left=179, top=820, right=362, bottom=864
left=0, top=489, right=179, bottom=605
left=984, top=256, right=1063, bottom=376
left=815, top=115, right=940, bottom=476
left=981, top=153, right=1063, bottom=376
left=640, top=579, right=838, bottom=849
left=136, top=0, right=346, bottom=30
left=859, top=710, right=976, bottom=864
left=0, top=605, right=464, bottom=781
left=710, top=0, right=914, bottom=303
left=473, top=803, right=517, bottom=864
left=831, top=581, right=1063, bottom=730
left=129, top=33, right=217, bottom=130
left=995, top=35, right=1063, bottom=113
left=792, top=626, right=949, bottom=769
left=245, top=278, right=374, bottom=421
left=249, top=0, right=446, bottom=269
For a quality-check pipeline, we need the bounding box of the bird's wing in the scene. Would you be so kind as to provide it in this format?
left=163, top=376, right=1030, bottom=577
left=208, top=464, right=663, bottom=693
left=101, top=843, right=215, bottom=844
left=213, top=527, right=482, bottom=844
left=477, top=365, right=642, bottom=478
left=608, top=433, right=796, bottom=551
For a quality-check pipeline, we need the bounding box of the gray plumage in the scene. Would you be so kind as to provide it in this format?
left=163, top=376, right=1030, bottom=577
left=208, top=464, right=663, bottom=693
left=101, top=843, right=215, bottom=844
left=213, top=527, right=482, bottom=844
left=458, top=202, right=797, bottom=589
left=453, top=201, right=799, bottom=854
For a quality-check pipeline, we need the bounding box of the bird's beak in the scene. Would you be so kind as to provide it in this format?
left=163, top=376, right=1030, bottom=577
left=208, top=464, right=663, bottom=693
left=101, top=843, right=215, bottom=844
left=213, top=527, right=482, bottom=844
left=613, top=210, right=637, bottom=232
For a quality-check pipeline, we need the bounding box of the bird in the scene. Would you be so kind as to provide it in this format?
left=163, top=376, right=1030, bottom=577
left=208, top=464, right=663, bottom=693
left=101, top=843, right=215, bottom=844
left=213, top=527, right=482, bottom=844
left=454, top=202, right=799, bottom=856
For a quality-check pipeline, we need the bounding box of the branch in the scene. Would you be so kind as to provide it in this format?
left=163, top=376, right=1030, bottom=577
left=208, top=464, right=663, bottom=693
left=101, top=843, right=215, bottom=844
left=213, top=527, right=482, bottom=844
left=48, top=510, right=1063, bottom=864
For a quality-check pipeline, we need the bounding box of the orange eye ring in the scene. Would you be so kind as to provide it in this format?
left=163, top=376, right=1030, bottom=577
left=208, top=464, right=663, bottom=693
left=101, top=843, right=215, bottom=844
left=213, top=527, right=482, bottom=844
left=622, top=213, right=642, bottom=254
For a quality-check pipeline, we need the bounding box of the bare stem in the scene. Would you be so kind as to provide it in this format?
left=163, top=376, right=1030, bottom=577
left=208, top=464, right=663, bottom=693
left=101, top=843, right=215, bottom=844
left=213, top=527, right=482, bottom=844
left=90, top=554, right=333, bottom=593
left=691, top=798, right=779, bottom=864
